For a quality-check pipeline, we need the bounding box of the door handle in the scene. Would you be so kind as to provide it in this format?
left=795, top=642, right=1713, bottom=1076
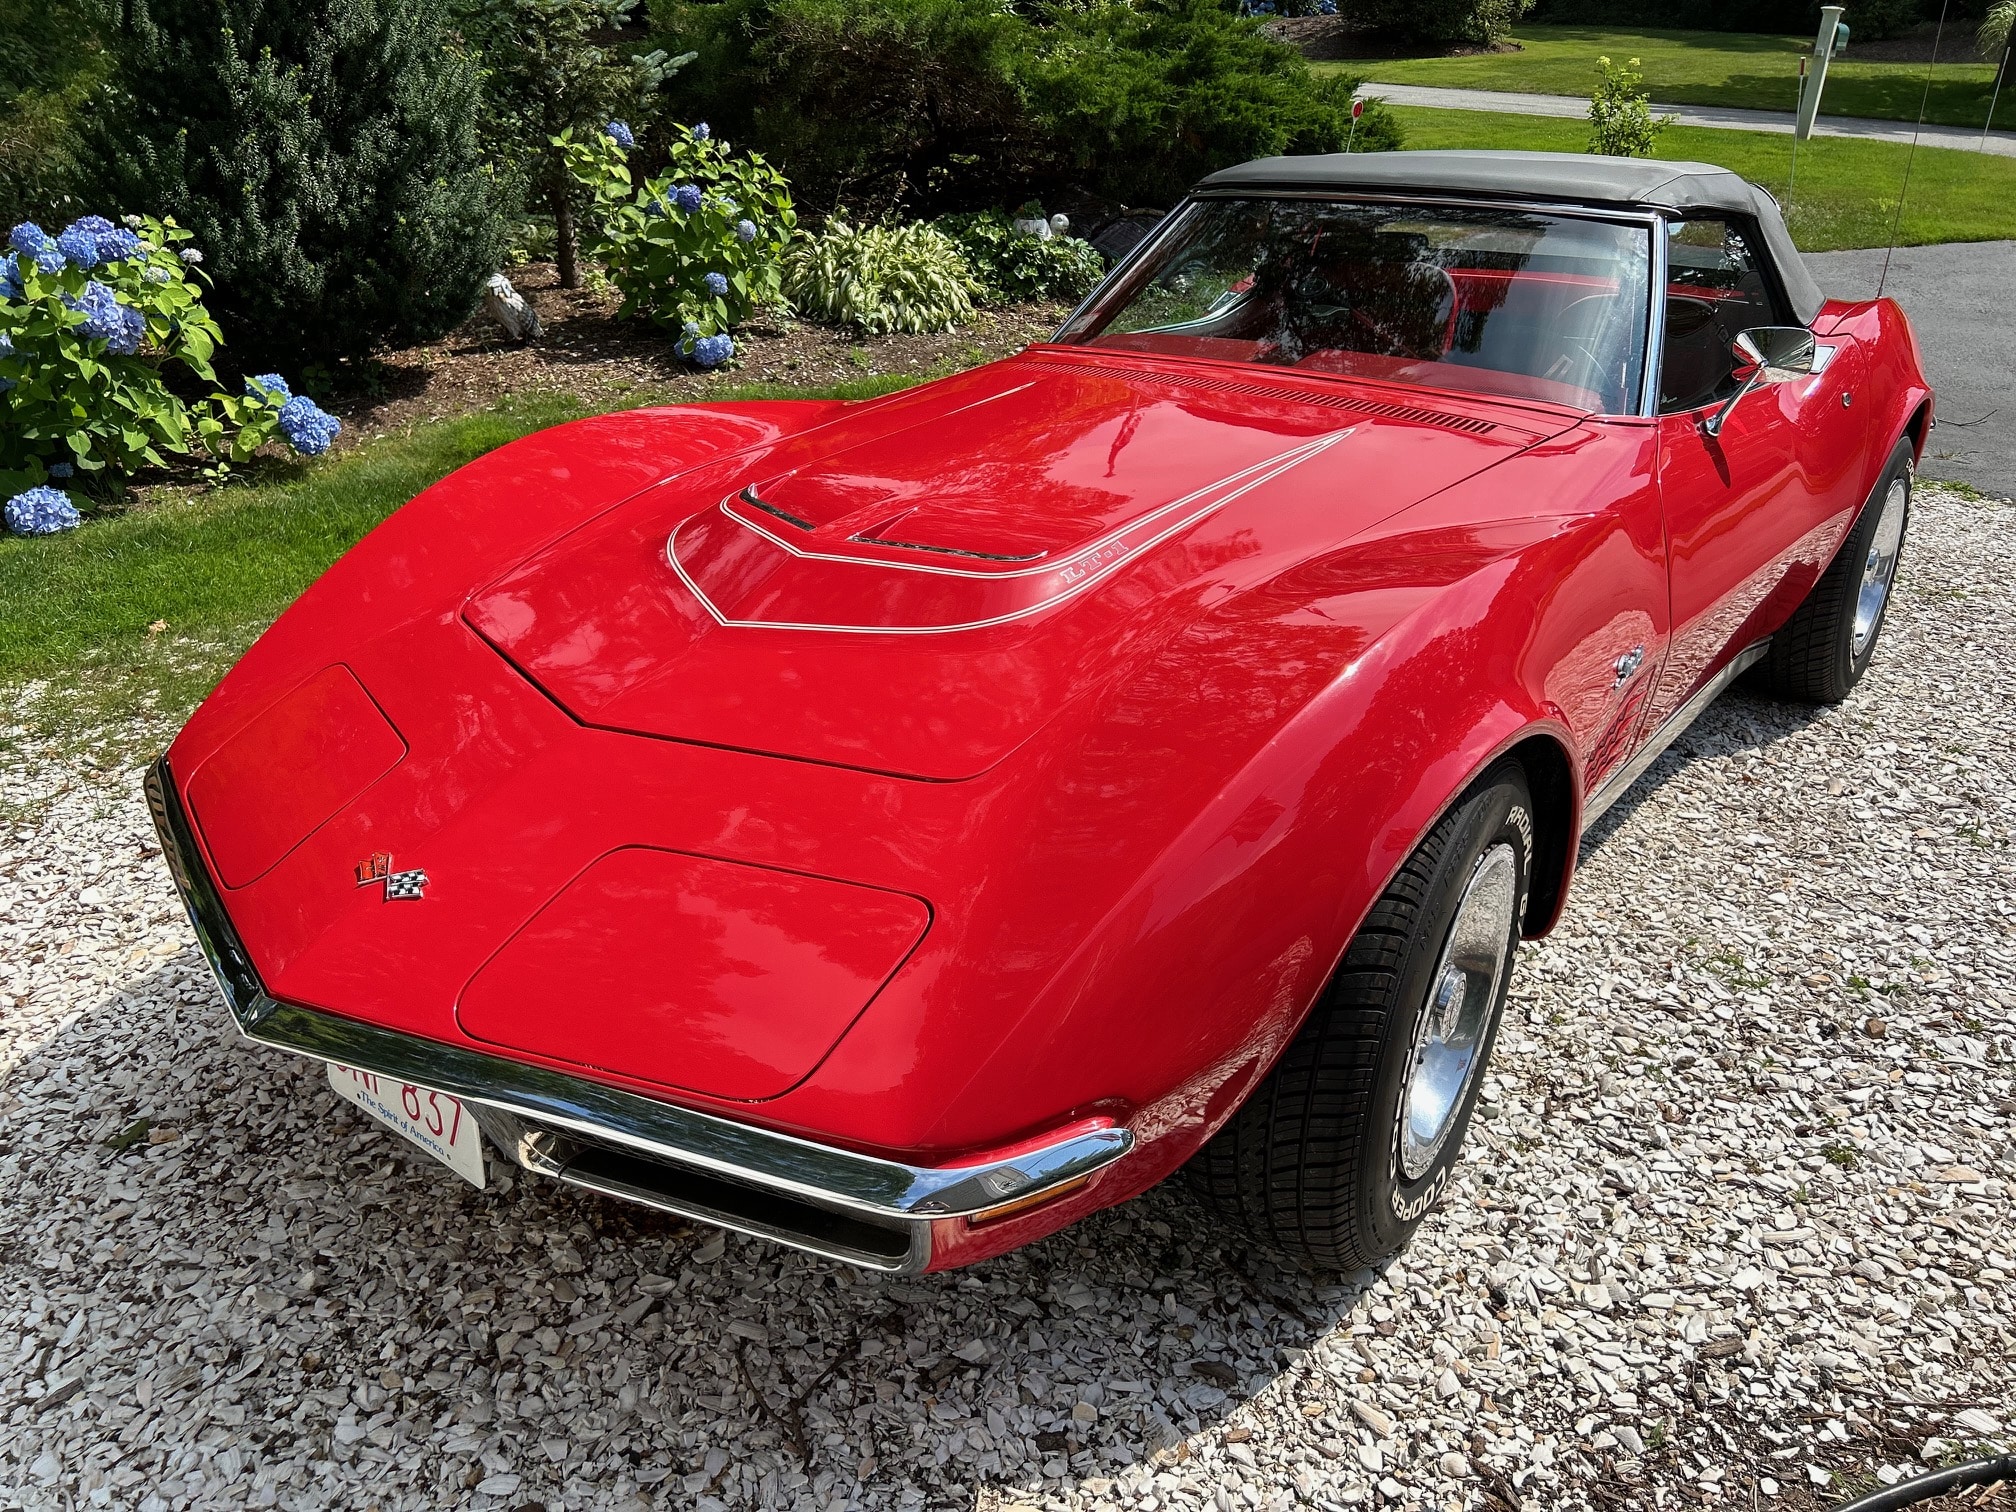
left=1614, top=646, right=1645, bottom=688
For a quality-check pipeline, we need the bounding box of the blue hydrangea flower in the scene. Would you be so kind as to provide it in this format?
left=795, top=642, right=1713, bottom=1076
left=736, top=219, right=758, bottom=243
left=672, top=184, right=703, bottom=214
left=179, top=248, right=203, bottom=264
left=112, top=303, right=146, bottom=355
left=56, top=226, right=100, bottom=269
left=278, top=395, right=343, bottom=456
left=48, top=462, right=73, bottom=478
left=692, top=333, right=734, bottom=368
left=65, top=281, right=130, bottom=345
left=5, top=486, right=81, bottom=536
left=8, top=222, right=48, bottom=257
left=703, top=271, right=728, bottom=296
left=95, top=226, right=141, bottom=262
left=245, top=373, right=292, bottom=403
left=0, top=253, right=19, bottom=301
left=692, top=122, right=711, bottom=141
left=62, top=216, right=139, bottom=263
left=31, top=242, right=65, bottom=274
left=604, top=119, right=636, bottom=149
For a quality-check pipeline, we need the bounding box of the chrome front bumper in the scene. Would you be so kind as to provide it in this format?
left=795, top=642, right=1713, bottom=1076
left=144, top=758, right=1130, bottom=1272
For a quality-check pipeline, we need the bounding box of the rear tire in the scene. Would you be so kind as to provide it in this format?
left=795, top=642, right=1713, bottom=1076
left=1187, top=763, right=1532, bottom=1271
left=1752, top=437, right=1913, bottom=703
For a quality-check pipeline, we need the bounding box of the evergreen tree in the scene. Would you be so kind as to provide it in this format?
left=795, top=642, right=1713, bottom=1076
left=457, top=0, right=682, bottom=288
left=85, top=0, right=505, bottom=366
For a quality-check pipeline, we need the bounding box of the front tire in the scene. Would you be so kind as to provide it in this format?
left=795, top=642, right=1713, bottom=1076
left=1752, top=437, right=1913, bottom=703
left=1188, top=763, right=1532, bottom=1271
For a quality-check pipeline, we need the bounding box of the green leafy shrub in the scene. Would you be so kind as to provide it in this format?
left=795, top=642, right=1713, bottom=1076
left=1588, top=55, right=1667, bottom=158
left=1016, top=0, right=1401, bottom=207
left=82, top=0, right=506, bottom=368
left=652, top=0, right=1024, bottom=214
left=1344, top=0, right=1531, bottom=47
left=0, top=214, right=339, bottom=511
left=933, top=210, right=1104, bottom=304
left=649, top=0, right=1399, bottom=214
left=781, top=219, right=978, bottom=333
left=562, top=121, right=795, bottom=358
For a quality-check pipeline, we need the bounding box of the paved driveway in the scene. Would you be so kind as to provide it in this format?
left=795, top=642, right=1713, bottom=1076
left=1805, top=239, right=2016, bottom=496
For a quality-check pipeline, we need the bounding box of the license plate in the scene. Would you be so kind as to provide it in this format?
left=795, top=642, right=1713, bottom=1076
left=326, top=1063, right=486, bottom=1188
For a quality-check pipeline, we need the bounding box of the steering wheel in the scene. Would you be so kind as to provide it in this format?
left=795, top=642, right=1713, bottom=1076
left=1344, top=263, right=1459, bottom=361
left=1272, top=261, right=1457, bottom=363
left=1538, top=292, right=1621, bottom=405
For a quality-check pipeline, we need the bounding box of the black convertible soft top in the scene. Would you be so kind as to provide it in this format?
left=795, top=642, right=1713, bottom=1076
left=1196, top=150, right=1825, bottom=325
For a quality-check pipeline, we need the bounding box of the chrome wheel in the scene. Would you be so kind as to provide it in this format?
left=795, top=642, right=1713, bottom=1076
left=1398, top=843, right=1517, bottom=1182
left=1851, top=474, right=1909, bottom=659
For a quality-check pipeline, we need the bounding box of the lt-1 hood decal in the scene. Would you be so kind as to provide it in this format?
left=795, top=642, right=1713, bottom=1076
left=665, top=429, right=1355, bottom=636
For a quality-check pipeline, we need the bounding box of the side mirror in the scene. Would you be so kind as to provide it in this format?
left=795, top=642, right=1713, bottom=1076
left=1705, top=326, right=1816, bottom=437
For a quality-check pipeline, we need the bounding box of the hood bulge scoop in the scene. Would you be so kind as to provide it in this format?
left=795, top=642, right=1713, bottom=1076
left=465, top=359, right=1548, bottom=779
left=671, top=429, right=1353, bottom=636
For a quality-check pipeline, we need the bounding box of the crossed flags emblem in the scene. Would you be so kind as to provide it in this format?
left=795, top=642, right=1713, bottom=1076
left=354, top=851, right=429, bottom=901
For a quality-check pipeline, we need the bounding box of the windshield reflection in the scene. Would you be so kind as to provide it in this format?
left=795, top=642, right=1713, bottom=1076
left=1059, top=198, right=1652, bottom=415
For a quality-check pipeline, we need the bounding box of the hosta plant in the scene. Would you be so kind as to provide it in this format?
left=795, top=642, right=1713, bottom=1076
left=781, top=219, right=978, bottom=335
left=933, top=210, right=1104, bottom=305
left=0, top=213, right=339, bottom=519
left=562, top=120, right=794, bottom=360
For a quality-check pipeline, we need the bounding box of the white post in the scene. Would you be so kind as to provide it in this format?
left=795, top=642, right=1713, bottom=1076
left=1795, top=5, right=1846, bottom=142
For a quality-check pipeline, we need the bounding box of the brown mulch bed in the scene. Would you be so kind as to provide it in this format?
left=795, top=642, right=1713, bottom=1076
left=318, top=262, right=1071, bottom=448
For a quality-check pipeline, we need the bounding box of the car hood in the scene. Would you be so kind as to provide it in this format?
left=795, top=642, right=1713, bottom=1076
left=464, top=352, right=1565, bottom=780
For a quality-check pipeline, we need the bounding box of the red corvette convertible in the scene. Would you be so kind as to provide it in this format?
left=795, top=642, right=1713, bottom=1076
left=149, top=152, right=1928, bottom=1275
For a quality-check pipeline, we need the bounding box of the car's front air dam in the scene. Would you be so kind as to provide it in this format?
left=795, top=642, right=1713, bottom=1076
left=145, top=757, right=1132, bottom=1272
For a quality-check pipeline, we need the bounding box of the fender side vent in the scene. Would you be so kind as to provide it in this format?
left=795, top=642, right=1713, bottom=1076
left=1023, top=357, right=1499, bottom=435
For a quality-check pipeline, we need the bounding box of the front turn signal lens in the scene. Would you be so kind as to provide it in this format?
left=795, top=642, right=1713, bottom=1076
left=965, top=1174, right=1093, bottom=1227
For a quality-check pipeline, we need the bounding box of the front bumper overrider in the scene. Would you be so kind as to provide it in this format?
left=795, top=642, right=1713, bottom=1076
left=144, top=758, right=1130, bottom=1272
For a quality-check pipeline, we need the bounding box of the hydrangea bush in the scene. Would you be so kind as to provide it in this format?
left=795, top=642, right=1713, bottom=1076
left=0, top=212, right=341, bottom=532
left=560, top=121, right=795, bottom=358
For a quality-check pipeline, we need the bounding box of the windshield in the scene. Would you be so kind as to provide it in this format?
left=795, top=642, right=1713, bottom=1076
left=1057, top=197, right=1653, bottom=415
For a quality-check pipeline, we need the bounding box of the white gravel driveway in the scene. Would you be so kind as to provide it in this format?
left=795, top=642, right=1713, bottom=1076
left=3, top=484, right=2012, bottom=1512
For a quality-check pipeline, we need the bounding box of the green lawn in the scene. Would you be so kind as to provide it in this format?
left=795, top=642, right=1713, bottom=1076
left=1387, top=105, right=2016, bottom=250
left=1315, top=24, right=2014, bottom=133
left=0, top=376, right=917, bottom=741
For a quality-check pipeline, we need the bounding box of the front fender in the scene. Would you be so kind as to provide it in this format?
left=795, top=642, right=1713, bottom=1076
left=170, top=400, right=849, bottom=776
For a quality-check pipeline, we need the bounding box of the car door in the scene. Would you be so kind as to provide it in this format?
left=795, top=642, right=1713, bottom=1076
left=1645, top=215, right=1869, bottom=733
